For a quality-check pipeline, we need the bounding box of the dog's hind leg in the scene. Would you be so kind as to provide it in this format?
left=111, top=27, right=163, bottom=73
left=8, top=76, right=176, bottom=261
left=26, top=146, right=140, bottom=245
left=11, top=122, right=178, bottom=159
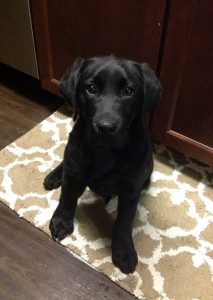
left=43, top=162, right=63, bottom=190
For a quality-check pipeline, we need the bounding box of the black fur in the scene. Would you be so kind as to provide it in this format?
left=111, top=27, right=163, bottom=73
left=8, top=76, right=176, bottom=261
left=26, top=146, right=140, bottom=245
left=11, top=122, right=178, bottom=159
left=44, top=56, right=162, bottom=274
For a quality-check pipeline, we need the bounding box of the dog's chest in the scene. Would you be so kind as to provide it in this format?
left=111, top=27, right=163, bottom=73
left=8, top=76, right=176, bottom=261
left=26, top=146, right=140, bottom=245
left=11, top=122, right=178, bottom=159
left=87, top=147, right=125, bottom=196
left=88, top=147, right=118, bottom=178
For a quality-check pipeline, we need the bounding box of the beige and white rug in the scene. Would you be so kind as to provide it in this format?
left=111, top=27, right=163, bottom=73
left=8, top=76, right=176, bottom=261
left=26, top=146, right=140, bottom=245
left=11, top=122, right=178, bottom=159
left=0, top=109, right=213, bottom=299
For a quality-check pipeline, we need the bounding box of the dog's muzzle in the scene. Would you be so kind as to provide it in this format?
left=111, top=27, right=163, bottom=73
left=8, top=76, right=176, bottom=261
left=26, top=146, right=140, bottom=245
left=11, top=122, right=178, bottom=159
left=93, top=118, right=121, bottom=135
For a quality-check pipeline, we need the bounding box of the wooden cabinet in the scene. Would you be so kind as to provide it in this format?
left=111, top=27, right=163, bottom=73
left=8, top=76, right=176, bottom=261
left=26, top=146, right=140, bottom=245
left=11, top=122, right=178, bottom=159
left=151, top=0, right=213, bottom=166
left=31, top=0, right=213, bottom=166
left=31, top=0, right=165, bottom=94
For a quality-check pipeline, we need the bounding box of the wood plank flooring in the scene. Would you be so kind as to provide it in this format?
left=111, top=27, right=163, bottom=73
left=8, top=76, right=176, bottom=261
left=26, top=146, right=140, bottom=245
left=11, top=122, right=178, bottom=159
left=0, top=64, right=134, bottom=299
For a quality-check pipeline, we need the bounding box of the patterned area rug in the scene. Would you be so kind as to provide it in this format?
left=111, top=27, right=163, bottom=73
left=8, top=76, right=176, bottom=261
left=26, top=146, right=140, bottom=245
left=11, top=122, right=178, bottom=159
left=0, top=109, right=213, bottom=300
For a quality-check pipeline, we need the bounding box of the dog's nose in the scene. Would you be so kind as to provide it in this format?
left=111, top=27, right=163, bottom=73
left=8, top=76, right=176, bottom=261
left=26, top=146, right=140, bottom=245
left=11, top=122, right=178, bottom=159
left=95, top=120, right=118, bottom=135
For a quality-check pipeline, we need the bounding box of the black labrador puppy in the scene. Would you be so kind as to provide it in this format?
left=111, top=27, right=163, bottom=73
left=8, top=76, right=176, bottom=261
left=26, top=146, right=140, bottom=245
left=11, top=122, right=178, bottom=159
left=44, top=56, right=162, bottom=274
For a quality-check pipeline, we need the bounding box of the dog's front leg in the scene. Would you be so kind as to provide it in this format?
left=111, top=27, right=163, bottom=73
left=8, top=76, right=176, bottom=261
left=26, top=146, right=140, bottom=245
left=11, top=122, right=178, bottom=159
left=112, top=192, right=140, bottom=274
left=49, top=173, right=86, bottom=241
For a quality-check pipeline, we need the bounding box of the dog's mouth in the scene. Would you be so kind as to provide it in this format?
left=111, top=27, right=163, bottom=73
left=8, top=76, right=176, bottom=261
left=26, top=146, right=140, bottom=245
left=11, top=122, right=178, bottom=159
left=90, top=119, right=130, bottom=148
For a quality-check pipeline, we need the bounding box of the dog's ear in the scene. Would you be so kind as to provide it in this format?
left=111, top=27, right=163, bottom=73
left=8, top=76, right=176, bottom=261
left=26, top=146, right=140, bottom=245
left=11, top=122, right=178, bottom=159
left=59, top=58, right=84, bottom=121
left=140, top=63, right=163, bottom=112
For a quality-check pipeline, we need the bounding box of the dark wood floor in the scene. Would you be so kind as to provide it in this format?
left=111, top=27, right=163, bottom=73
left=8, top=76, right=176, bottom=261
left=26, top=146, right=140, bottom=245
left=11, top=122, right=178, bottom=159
left=0, top=64, right=134, bottom=299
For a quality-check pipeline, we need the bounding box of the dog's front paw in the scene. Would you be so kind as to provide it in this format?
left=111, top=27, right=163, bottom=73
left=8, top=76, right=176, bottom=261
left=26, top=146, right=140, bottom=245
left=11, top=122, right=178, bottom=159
left=112, top=238, right=138, bottom=274
left=49, top=209, right=74, bottom=241
left=44, top=171, right=62, bottom=190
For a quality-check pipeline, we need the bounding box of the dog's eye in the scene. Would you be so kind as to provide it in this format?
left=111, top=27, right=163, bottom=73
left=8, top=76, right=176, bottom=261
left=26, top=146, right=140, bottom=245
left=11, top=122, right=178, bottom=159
left=86, top=84, right=97, bottom=95
left=123, top=86, right=134, bottom=97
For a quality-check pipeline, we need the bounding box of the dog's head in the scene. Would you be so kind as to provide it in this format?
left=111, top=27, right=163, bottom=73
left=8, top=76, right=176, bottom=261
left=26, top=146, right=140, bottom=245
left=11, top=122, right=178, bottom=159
left=60, top=56, right=162, bottom=146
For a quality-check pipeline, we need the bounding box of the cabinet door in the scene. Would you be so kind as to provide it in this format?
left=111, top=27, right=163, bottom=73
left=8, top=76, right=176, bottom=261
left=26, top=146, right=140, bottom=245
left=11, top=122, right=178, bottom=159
left=151, top=0, right=213, bottom=166
left=31, top=0, right=165, bottom=94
